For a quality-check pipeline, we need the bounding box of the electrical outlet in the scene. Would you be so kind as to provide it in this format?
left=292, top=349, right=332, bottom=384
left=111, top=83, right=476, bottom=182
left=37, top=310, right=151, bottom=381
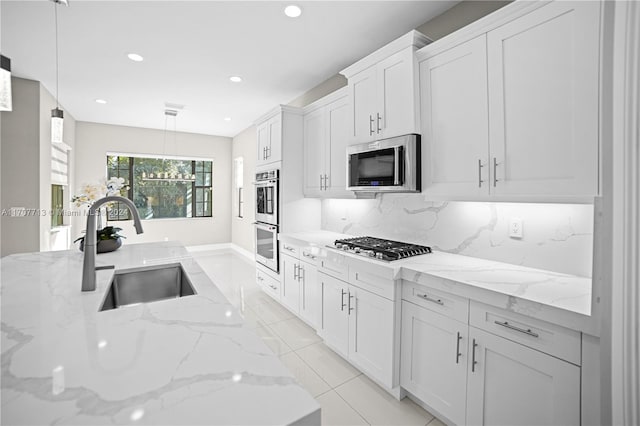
left=509, top=217, right=523, bottom=239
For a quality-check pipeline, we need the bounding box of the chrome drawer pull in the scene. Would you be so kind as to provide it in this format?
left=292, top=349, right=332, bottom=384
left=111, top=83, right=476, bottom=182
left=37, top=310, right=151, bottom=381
left=341, top=289, right=347, bottom=311
left=302, top=252, right=316, bottom=260
left=417, top=293, right=444, bottom=306
left=494, top=320, right=539, bottom=338
left=471, top=339, right=478, bottom=372
left=269, top=284, right=277, bottom=290
left=284, top=246, right=296, bottom=252
left=455, top=332, right=462, bottom=364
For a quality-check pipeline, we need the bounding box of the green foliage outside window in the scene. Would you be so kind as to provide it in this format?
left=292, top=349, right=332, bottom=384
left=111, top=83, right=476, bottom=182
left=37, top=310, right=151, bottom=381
left=106, top=155, right=213, bottom=220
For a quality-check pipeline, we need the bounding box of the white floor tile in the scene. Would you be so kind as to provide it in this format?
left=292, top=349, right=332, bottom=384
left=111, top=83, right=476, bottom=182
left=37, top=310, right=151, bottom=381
left=316, top=391, right=369, bottom=426
left=426, top=417, right=446, bottom=426
left=250, top=297, right=296, bottom=324
left=334, top=375, right=434, bottom=426
left=279, top=352, right=331, bottom=397
left=269, top=317, right=322, bottom=350
left=296, top=342, right=361, bottom=388
left=253, top=325, right=292, bottom=356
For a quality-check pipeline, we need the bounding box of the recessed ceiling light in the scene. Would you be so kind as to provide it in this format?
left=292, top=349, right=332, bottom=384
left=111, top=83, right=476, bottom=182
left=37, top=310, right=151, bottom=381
left=95, top=99, right=107, bottom=104
left=284, top=5, right=302, bottom=18
left=224, top=117, right=232, bottom=122
left=229, top=76, right=242, bottom=83
left=127, top=53, right=144, bottom=62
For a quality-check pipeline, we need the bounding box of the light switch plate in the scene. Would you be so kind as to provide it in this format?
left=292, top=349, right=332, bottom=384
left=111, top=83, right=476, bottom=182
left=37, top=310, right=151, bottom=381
left=509, top=217, right=523, bottom=239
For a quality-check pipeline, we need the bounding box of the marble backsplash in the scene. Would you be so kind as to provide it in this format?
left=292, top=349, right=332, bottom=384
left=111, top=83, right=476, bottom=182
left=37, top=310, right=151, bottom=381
left=322, top=195, right=594, bottom=277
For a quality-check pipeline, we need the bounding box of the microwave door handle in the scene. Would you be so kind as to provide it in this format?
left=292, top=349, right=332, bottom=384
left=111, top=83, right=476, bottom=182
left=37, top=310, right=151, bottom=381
left=393, top=147, right=400, bottom=186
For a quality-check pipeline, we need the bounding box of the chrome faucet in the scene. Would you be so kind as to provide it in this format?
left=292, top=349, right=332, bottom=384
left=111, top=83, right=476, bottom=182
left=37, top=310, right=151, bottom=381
left=81, top=196, right=143, bottom=292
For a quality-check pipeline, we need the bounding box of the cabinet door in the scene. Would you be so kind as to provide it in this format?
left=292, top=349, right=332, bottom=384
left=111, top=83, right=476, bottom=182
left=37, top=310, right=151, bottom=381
left=421, top=35, right=489, bottom=197
left=280, top=254, right=300, bottom=313
left=400, top=301, right=468, bottom=425
left=256, top=122, right=270, bottom=166
left=267, top=116, right=282, bottom=164
left=303, top=108, right=326, bottom=196
left=319, top=272, right=349, bottom=357
left=466, top=327, right=580, bottom=426
left=487, top=1, right=600, bottom=197
left=377, top=48, right=419, bottom=139
left=348, top=285, right=394, bottom=388
left=299, top=260, right=320, bottom=329
left=326, top=96, right=350, bottom=195
left=348, top=66, right=377, bottom=144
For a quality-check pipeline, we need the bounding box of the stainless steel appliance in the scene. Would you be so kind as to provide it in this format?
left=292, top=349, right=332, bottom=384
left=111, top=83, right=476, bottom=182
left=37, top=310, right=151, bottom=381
left=255, top=169, right=279, bottom=225
left=254, top=169, right=280, bottom=272
left=255, top=221, right=279, bottom=272
left=330, top=236, right=431, bottom=261
left=347, top=134, right=421, bottom=193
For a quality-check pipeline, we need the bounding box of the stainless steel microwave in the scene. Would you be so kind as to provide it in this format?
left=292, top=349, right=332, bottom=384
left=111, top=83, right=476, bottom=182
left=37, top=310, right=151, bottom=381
left=347, top=134, right=421, bottom=192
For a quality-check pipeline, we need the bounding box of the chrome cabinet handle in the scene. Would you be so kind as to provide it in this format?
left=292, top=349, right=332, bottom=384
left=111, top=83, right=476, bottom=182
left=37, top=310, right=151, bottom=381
left=348, top=292, right=355, bottom=314
left=293, top=264, right=299, bottom=280
left=284, top=245, right=296, bottom=252
left=471, top=339, right=478, bottom=372
left=493, top=157, right=499, bottom=187
left=456, top=332, right=462, bottom=364
left=257, top=276, right=264, bottom=282
left=376, top=113, right=382, bottom=133
left=341, top=289, right=347, bottom=311
left=478, top=159, right=484, bottom=188
left=494, top=320, right=539, bottom=338
left=269, top=284, right=277, bottom=290
left=369, top=115, right=375, bottom=136
left=298, top=265, right=304, bottom=282
left=302, top=252, right=316, bottom=260
left=320, top=174, right=323, bottom=190
left=416, top=293, right=444, bottom=306
left=324, top=174, right=329, bottom=190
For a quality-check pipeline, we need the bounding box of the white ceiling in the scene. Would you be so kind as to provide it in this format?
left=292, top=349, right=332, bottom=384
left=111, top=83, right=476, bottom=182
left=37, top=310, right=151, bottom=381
left=1, top=1, right=457, bottom=138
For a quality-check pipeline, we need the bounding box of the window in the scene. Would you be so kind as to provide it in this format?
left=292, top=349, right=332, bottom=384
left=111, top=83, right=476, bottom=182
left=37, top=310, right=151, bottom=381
left=51, top=184, right=64, bottom=227
left=234, top=157, right=244, bottom=218
left=106, top=154, right=213, bottom=220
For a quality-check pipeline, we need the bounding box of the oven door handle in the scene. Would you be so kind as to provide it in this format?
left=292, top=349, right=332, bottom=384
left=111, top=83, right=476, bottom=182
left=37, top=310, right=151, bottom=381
left=393, top=146, right=400, bottom=186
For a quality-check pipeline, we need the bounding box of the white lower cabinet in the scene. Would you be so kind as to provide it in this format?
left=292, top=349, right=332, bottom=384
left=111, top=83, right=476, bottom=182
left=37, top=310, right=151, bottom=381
left=466, top=326, right=580, bottom=426
left=320, top=271, right=395, bottom=387
left=400, top=301, right=468, bottom=425
left=279, top=247, right=321, bottom=329
left=400, top=283, right=582, bottom=425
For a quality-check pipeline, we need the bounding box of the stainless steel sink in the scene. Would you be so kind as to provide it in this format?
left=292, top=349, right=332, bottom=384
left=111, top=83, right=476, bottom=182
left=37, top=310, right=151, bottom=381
left=99, top=263, right=196, bottom=311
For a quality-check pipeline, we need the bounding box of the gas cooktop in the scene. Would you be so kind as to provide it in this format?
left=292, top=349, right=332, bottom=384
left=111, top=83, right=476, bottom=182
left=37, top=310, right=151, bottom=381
left=330, top=236, right=432, bottom=262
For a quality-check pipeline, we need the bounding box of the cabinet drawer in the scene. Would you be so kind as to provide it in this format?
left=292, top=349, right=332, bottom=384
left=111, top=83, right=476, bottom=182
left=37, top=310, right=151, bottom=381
left=280, top=243, right=300, bottom=258
left=349, top=267, right=395, bottom=301
left=319, top=250, right=348, bottom=280
left=256, top=269, right=280, bottom=300
left=469, top=301, right=581, bottom=365
left=402, top=281, right=469, bottom=323
left=300, top=248, right=321, bottom=267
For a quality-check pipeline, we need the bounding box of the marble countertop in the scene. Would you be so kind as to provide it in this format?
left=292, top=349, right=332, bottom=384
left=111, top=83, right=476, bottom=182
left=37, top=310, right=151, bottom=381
left=1, top=242, right=320, bottom=425
left=279, top=231, right=596, bottom=335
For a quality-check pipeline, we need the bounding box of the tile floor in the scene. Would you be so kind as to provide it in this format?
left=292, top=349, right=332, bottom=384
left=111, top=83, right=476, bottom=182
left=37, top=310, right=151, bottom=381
left=189, top=248, right=446, bottom=426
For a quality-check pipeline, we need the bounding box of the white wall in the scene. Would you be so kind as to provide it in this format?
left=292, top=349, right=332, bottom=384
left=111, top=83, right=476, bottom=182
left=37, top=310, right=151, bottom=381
left=231, top=125, right=256, bottom=253
left=1, top=77, right=77, bottom=256
left=74, top=122, right=232, bottom=247
left=322, top=196, right=594, bottom=277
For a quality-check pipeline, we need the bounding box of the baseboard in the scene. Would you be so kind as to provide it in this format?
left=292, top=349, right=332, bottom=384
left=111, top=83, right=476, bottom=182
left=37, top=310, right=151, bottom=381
left=186, top=243, right=254, bottom=262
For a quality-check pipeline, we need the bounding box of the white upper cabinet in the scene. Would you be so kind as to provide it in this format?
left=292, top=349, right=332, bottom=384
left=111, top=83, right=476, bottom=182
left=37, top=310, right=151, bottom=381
left=341, top=31, right=431, bottom=144
left=303, top=88, right=353, bottom=198
left=420, top=35, right=489, bottom=197
left=418, top=0, right=601, bottom=202
left=487, top=1, right=600, bottom=198
left=256, top=115, right=282, bottom=167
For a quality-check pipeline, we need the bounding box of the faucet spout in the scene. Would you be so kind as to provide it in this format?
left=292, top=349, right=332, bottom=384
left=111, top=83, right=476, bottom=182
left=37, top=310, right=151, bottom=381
left=81, top=196, right=144, bottom=292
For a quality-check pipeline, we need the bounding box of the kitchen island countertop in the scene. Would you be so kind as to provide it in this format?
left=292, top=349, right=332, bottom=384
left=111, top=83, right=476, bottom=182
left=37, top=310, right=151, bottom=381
left=1, top=242, right=320, bottom=425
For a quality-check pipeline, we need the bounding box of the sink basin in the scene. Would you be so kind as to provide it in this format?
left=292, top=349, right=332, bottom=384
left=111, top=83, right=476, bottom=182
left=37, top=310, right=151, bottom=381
left=99, top=263, right=196, bottom=311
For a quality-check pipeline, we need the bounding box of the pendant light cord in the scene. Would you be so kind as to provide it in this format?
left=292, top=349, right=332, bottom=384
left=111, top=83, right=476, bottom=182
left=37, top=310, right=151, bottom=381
left=54, top=2, right=59, bottom=108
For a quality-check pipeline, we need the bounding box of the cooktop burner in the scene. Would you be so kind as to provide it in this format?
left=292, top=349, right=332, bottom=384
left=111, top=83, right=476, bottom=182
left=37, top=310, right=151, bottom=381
left=331, top=236, right=432, bottom=261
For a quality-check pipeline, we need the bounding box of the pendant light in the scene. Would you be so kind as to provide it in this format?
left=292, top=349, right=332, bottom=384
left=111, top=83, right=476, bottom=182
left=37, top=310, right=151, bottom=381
left=0, top=54, right=12, bottom=111
left=50, top=0, right=68, bottom=143
left=141, top=108, right=196, bottom=182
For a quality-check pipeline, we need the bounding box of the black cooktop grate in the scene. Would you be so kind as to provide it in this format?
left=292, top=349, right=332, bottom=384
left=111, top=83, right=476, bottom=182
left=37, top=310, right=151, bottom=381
left=334, top=236, right=432, bottom=261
